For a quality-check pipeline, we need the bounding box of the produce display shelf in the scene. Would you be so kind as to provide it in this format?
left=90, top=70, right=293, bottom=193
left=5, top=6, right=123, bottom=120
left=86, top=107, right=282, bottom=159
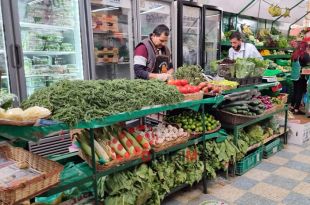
left=221, top=106, right=288, bottom=130
left=222, top=82, right=278, bottom=95
left=220, top=42, right=293, bottom=50
left=246, top=131, right=287, bottom=153
left=41, top=130, right=225, bottom=197
left=0, top=96, right=224, bottom=142
left=263, top=55, right=291, bottom=60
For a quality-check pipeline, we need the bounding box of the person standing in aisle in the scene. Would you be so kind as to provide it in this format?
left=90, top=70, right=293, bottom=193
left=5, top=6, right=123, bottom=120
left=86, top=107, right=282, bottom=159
left=228, top=31, right=263, bottom=60
left=290, top=41, right=310, bottom=114
left=134, top=24, right=174, bottom=81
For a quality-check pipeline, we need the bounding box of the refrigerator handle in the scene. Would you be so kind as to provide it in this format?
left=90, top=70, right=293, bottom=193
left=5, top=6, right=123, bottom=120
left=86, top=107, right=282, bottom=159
left=15, top=45, right=23, bottom=69
left=10, top=44, right=17, bottom=69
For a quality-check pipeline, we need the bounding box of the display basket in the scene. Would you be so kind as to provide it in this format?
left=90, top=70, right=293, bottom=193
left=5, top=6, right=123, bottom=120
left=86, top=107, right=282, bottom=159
left=78, top=150, right=142, bottom=172
left=236, top=146, right=263, bottom=175
left=263, top=138, right=283, bottom=159
left=226, top=76, right=262, bottom=87
left=152, top=133, right=190, bottom=152
left=214, top=109, right=261, bottom=125
left=189, top=123, right=221, bottom=139
left=0, top=114, right=51, bottom=126
left=0, top=145, right=63, bottom=205
left=183, top=91, right=203, bottom=101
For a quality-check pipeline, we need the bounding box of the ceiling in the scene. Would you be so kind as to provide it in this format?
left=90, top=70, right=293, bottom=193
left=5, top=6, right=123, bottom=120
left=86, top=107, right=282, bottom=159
left=205, top=0, right=308, bottom=26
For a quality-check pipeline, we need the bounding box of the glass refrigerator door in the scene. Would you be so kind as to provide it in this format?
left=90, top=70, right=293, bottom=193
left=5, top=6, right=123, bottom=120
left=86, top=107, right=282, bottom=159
left=17, top=0, right=84, bottom=96
left=139, top=0, right=171, bottom=50
left=182, top=5, right=201, bottom=65
left=0, top=1, right=10, bottom=92
left=204, top=9, right=221, bottom=71
left=91, top=0, right=134, bottom=80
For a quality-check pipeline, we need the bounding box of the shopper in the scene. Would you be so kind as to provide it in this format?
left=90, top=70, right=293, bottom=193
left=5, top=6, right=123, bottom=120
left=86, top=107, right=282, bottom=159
left=228, top=31, right=263, bottom=60
left=134, top=24, right=173, bottom=81
left=290, top=41, right=310, bottom=114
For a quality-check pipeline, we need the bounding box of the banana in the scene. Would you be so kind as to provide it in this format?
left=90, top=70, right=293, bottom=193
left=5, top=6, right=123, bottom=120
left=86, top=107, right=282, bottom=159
left=283, top=8, right=290, bottom=18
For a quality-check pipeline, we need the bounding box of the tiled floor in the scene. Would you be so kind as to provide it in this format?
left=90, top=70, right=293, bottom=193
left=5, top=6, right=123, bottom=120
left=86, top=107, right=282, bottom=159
left=163, top=142, right=310, bottom=205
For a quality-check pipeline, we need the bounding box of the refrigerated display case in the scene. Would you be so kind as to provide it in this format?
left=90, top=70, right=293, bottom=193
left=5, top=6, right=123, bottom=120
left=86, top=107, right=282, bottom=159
left=90, top=0, right=134, bottom=80
left=0, top=1, right=9, bottom=92
left=203, top=5, right=222, bottom=73
left=138, top=0, right=172, bottom=50
left=15, top=0, right=86, bottom=97
left=175, top=1, right=203, bottom=67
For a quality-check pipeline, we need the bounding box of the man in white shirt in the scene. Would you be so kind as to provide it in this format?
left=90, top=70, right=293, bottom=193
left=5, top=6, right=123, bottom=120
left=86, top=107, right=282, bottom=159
left=228, top=31, right=263, bottom=60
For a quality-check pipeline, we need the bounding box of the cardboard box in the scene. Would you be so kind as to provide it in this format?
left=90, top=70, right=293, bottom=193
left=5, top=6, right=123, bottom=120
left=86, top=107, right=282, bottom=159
left=287, top=121, right=310, bottom=145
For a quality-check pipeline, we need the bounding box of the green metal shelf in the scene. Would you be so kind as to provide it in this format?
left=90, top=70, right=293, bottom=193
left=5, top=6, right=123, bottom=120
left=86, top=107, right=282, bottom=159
left=41, top=131, right=224, bottom=197
left=220, top=42, right=293, bottom=50
left=0, top=97, right=224, bottom=142
left=221, top=82, right=278, bottom=95
left=263, top=55, right=291, bottom=60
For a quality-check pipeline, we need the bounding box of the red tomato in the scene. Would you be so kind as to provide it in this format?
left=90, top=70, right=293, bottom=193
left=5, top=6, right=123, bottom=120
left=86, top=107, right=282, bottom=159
left=174, top=80, right=182, bottom=86
left=167, top=80, right=175, bottom=85
left=180, top=87, right=188, bottom=94
left=198, top=82, right=207, bottom=90
left=193, top=86, right=200, bottom=93
left=180, top=79, right=189, bottom=86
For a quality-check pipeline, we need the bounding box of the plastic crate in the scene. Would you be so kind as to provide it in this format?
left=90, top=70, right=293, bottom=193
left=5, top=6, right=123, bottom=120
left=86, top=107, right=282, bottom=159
left=263, top=138, right=283, bottom=158
left=236, top=146, right=263, bottom=175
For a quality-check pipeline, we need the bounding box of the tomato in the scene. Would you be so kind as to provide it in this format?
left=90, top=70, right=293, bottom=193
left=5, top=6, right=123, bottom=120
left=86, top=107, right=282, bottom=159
left=187, top=86, right=196, bottom=93
left=198, top=82, right=207, bottom=90
left=180, top=87, right=188, bottom=94
left=174, top=80, right=182, bottom=86
left=167, top=80, right=175, bottom=85
left=176, top=86, right=182, bottom=92
left=193, top=86, right=200, bottom=93
left=180, top=79, right=189, bottom=86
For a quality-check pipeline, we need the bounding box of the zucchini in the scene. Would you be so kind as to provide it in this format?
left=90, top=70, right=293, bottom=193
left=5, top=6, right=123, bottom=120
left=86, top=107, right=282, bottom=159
left=249, top=100, right=261, bottom=106
left=220, top=100, right=252, bottom=108
left=223, top=107, right=238, bottom=114
left=248, top=105, right=260, bottom=112
left=235, top=105, right=249, bottom=110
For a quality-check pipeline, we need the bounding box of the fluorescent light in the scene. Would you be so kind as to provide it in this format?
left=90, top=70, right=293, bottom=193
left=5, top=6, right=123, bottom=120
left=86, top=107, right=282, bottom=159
left=140, top=6, right=164, bottom=15
left=92, top=7, right=119, bottom=12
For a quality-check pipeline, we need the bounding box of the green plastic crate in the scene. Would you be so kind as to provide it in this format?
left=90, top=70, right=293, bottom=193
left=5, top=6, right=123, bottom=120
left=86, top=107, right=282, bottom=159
left=236, top=146, right=263, bottom=175
left=263, top=138, right=283, bottom=159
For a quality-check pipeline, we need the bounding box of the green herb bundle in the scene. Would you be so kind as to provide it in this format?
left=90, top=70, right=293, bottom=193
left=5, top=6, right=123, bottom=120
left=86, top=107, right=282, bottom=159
left=22, top=79, right=183, bottom=126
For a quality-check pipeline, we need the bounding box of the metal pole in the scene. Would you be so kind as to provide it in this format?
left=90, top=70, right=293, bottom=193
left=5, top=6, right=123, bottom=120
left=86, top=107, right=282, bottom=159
left=287, top=11, right=310, bottom=37
left=284, top=107, right=288, bottom=144
left=90, top=128, right=98, bottom=205
left=271, top=0, right=305, bottom=28
left=201, top=105, right=208, bottom=194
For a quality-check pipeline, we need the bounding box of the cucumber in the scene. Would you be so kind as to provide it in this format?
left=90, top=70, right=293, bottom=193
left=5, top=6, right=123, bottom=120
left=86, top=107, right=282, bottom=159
left=248, top=105, right=260, bottom=112
left=249, top=100, right=261, bottom=106
left=235, top=105, right=249, bottom=110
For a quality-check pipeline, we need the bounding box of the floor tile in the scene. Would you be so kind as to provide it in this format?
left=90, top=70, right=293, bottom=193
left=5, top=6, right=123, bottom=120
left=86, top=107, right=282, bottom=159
left=293, top=182, right=310, bottom=196
left=285, top=144, right=305, bottom=153
left=188, top=194, right=229, bottom=205
left=292, top=154, right=310, bottom=165
left=231, top=176, right=258, bottom=190
left=250, top=182, right=290, bottom=202
left=303, top=175, right=310, bottom=183
left=264, top=156, right=289, bottom=166
left=208, top=185, right=245, bottom=203
left=243, top=168, right=271, bottom=181
left=283, top=192, right=310, bottom=205
left=234, top=192, right=277, bottom=205
left=273, top=167, right=308, bottom=181
left=263, top=174, right=299, bottom=190
left=255, top=161, right=279, bottom=172
left=300, top=149, right=310, bottom=156
left=275, top=150, right=296, bottom=159
left=284, top=160, right=310, bottom=172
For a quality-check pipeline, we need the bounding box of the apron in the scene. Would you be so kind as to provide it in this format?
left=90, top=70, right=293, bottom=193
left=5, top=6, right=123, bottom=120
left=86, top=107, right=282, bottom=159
left=291, top=58, right=301, bottom=81
left=232, top=43, right=246, bottom=59
left=153, top=52, right=170, bottom=74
